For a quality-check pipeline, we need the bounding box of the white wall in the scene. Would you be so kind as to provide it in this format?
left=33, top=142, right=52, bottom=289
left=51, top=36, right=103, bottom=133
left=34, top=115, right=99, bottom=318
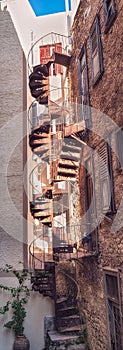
left=0, top=277, right=54, bottom=350
left=1, top=0, right=81, bottom=57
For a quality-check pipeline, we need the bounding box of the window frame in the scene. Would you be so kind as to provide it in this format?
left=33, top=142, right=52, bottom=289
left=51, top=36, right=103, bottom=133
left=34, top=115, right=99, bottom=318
left=90, top=14, right=104, bottom=87
left=103, top=0, right=117, bottom=34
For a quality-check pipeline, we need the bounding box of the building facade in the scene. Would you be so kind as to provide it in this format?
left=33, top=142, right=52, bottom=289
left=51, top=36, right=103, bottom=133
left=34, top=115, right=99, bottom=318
left=0, top=5, right=27, bottom=269
left=70, top=0, right=123, bottom=349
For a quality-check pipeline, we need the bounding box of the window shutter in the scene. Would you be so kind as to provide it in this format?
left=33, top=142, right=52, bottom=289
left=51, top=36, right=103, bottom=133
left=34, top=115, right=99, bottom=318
left=79, top=43, right=90, bottom=124
left=54, top=43, right=62, bottom=75
left=40, top=47, right=45, bottom=64
left=90, top=14, right=104, bottom=86
left=99, top=142, right=115, bottom=213
left=116, top=129, right=123, bottom=169
left=103, top=0, right=117, bottom=34
left=40, top=45, right=51, bottom=75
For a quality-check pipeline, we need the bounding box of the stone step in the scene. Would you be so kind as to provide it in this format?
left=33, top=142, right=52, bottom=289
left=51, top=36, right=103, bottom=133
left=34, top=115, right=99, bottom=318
left=56, top=297, right=76, bottom=311
left=47, top=330, right=80, bottom=346
left=67, top=344, right=87, bottom=350
left=56, top=315, right=80, bottom=330
left=43, top=290, right=55, bottom=298
left=56, top=306, right=78, bottom=318
left=55, top=297, right=68, bottom=309
left=58, top=324, right=82, bottom=333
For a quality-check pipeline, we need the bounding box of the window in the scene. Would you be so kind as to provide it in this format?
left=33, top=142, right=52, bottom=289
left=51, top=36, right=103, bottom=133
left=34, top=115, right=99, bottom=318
left=78, top=43, right=90, bottom=123
left=85, top=157, right=94, bottom=217
left=98, top=141, right=115, bottom=213
left=103, top=0, right=117, bottom=34
left=54, top=43, right=62, bottom=75
left=116, top=129, right=123, bottom=170
left=79, top=44, right=90, bottom=106
left=104, top=270, right=122, bottom=350
left=52, top=63, right=56, bottom=76
left=82, top=155, right=98, bottom=253
left=90, top=14, right=104, bottom=86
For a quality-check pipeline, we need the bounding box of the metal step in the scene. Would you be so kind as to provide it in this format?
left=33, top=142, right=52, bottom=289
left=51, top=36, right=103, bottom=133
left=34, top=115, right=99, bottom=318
left=29, top=138, right=49, bottom=148
left=31, top=123, right=50, bottom=134
left=53, top=245, right=73, bottom=254
left=29, top=132, right=49, bottom=140
left=60, top=153, right=80, bottom=162
left=44, top=261, right=55, bottom=274
left=64, top=136, right=82, bottom=148
left=57, top=167, right=77, bottom=175
left=58, top=159, right=79, bottom=169
left=57, top=170, right=77, bottom=179
left=32, top=146, right=49, bottom=157
left=62, top=144, right=81, bottom=154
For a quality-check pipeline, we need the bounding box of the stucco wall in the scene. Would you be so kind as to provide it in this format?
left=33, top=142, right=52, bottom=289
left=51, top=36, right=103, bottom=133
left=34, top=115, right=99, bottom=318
left=0, top=276, right=54, bottom=350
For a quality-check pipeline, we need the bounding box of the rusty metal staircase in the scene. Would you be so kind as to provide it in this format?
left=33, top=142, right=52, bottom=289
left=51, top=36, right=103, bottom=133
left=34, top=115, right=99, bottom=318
left=28, top=32, right=87, bottom=347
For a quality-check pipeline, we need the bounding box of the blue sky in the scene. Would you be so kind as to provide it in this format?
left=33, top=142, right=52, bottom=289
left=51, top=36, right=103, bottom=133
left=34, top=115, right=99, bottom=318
left=28, top=0, right=71, bottom=16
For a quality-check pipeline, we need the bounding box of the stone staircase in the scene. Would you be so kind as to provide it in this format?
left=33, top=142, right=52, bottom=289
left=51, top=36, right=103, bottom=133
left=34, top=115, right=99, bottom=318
left=43, top=265, right=88, bottom=350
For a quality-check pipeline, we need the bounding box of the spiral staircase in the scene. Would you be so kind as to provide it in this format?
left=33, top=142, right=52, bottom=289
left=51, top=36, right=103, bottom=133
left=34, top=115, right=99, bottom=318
left=28, top=32, right=87, bottom=349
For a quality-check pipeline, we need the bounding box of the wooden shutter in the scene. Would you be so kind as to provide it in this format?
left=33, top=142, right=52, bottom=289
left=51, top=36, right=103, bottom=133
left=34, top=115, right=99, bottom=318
left=116, top=129, right=123, bottom=169
left=40, top=45, right=51, bottom=75
left=40, top=47, right=45, bottom=64
left=103, top=0, right=116, bottom=33
left=90, top=14, right=104, bottom=86
left=78, top=44, right=91, bottom=124
left=54, top=43, right=62, bottom=75
left=98, top=142, right=115, bottom=213
left=79, top=44, right=90, bottom=105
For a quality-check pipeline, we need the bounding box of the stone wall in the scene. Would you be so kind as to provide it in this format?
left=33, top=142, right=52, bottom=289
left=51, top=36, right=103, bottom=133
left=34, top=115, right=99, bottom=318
left=69, top=1, right=123, bottom=349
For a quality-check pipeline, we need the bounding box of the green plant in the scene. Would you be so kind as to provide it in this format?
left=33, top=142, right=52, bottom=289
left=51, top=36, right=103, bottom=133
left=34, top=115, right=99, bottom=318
left=0, top=263, right=31, bottom=336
